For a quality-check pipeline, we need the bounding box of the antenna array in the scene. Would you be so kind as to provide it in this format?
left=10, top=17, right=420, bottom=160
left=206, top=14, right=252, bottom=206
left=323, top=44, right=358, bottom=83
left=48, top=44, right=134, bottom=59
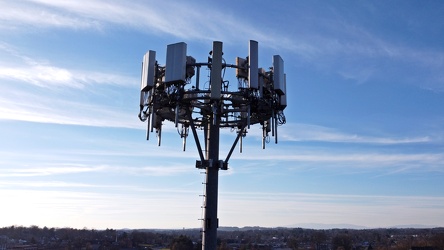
left=139, top=40, right=286, bottom=153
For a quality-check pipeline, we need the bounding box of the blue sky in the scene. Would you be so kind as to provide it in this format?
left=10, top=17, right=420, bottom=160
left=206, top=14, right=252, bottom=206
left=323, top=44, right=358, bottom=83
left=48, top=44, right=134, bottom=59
left=1, top=0, right=444, bottom=230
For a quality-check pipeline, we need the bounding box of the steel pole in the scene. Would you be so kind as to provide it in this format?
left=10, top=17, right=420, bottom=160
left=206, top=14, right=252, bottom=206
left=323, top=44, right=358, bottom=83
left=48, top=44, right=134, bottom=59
left=202, top=108, right=220, bottom=250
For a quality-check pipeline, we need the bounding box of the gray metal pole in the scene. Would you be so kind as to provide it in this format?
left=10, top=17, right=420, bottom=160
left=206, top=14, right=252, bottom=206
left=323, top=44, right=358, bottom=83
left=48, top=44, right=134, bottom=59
left=202, top=41, right=223, bottom=250
left=202, top=108, right=220, bottom=250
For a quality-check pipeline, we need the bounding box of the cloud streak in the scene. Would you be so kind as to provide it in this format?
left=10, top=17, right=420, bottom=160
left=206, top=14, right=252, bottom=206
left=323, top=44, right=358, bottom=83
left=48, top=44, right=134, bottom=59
left=0, top=1, right=101, bottom=30
left=219, top=191, right=444, bottom=228
left=278, top=123, right=431, bottom=144
left=0, top=162, right=194, bottom=177
left=0, top=44, right=139, bottom=128
left=2, top=182, right=443, bottom=229
left=227, top=145, right=444, bottom=174
left=3, top=0, right=444, bottom=92
left=0, top=43, right=137, bottom=89
left=0, top=90, right=139, bottom=128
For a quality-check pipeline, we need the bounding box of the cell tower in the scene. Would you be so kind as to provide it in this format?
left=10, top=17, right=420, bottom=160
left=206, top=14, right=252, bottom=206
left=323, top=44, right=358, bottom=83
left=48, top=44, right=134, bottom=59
left=138, top=40, right=287, bottom=250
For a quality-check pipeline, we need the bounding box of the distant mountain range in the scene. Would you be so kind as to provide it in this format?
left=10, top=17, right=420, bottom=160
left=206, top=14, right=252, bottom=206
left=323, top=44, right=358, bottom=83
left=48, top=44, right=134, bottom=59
left=284, top=223, right=368, bottom=230
left=284, top=223, right=440, bottom=230
left=122, top=224, right=442, bottom=232
left=217, top=223, right=441, bottom=231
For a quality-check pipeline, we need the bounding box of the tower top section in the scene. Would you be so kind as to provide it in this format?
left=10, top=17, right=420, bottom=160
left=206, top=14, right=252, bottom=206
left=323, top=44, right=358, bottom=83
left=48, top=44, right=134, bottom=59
left=138, top=40, right=287, bottom=150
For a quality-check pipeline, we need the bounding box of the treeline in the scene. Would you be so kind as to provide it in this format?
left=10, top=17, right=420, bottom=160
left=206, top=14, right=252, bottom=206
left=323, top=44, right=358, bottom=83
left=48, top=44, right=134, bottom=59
left=2, top=225, right=444, bottom=250
left=216, top=227, right=444, bottom=250
left=0, top=225, right=197, bottom=249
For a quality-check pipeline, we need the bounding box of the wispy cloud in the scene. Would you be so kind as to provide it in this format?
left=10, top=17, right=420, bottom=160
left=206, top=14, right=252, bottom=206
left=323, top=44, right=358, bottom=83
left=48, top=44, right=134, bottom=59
left=0, top=1, right=225, bottom=40
left=0, top=162, right=193, bottom=177
left=3, top=180, right=443, bottom=229
left=0, top=43, right=136, bottom=89
left=218, top=191, right=444, bottom=228
left=0, top=188, right=202, bottom=229
left=3, top=0, right=443, bottom=91
left=5, top=1, right=444, bottom=71
left=0, top=43, right=140, bottom=127
left=278, top=123, right=431, bottom=144
left=228, top=146, right=444, bottom=174
left=243, top=148, right=444, bottom=165
left=221, top=191, right=444, bottom=205
left=0, top=89, right=139, bottom=128
left=244, top=122, right=432, bottom=145
left=1, top=0, right=291, bottom=49
left=0, top=164, right=106, bottom=177
left=0, top=180, right=96, bottom=189
left=0, top=1, right=101, bottom=30
left=0, top=180, right=199, bottom=195
left=0, top=65, right=79, bottom=88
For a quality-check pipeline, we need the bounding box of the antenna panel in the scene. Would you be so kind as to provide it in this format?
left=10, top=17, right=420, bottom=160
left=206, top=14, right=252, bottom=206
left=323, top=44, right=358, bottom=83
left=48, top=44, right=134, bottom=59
left=211, top=41, right=223, bottom=100
left=141, top=50, right=156, bottom=91
left=279, top=74, right=287, bottom=109
left=235, top=57, right=247, bottom=79
left=258, top=68, right=265, bottom=97
left=165, top=42, right=187, bottom=84
left=248, top=40, right=259, bottom=89
left=186, top=56, right=196, bottom=78
left=273, top=55, right=285, bottom=95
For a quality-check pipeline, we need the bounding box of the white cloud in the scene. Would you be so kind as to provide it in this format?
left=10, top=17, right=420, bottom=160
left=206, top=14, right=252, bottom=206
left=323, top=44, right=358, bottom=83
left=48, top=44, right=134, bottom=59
left=0, top=44, right=137, bottom=89
left=278, top=123, right=431, bottom=144
left=0, top=180, right=96, bottom=188
left=2, top=184, right=443, bottom=229
left=228, top=146, right=444, bottom=174
left=0, top=65, right=79, bottom=88
left=1, top=0, right=281, bottom=48
left=0, top=2, right=99, bottom=31
left=219, top=191, right=444, bottom=228
left=0, top=44, right=140, bottom=128
left=4, top=0, right=443, bottom=69
left=0, top=188, right=202, bottom=229
left=0, top=90, right=138, bottom=128
left=0, top=162, right=194, bottom=177
left=3, top=0, right=443, bottom=92
left=0, top=65, right=136, bottom=89
left=0, top=180, right=198, bottom=194
left=245, top=122, right=432, bottom=144
left=279, top=149, right=441, bottom=165
left=0, top=164, right=106, bottom=177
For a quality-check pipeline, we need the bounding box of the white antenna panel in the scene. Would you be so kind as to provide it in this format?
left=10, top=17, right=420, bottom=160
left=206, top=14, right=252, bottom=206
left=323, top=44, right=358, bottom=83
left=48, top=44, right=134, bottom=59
left=248, top=40, right=259, bottom=89
left=165, top=42, right=187, bottom=84
left=273, top=55, right=285, bottom=95
left=141, top=50, right=156, bottom=91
